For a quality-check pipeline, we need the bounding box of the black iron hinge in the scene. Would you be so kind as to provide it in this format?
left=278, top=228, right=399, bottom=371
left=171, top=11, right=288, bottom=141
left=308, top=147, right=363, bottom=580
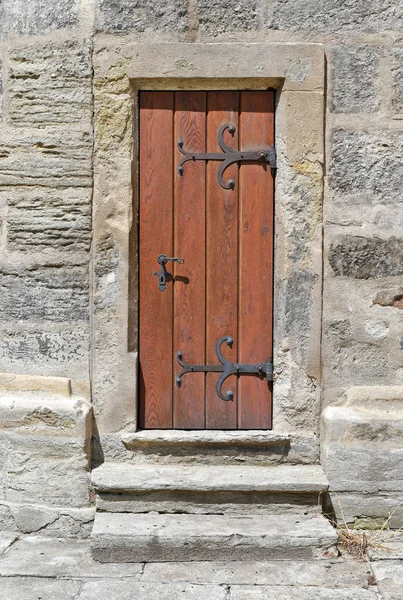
left=177, top=124, right=277, bottom=190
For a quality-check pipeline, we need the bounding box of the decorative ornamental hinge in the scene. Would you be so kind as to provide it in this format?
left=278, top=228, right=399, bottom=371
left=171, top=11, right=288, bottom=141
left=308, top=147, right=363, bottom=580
left=177, top=124, right=277, bottom=190
left=176, top=336, right=273, bottom=402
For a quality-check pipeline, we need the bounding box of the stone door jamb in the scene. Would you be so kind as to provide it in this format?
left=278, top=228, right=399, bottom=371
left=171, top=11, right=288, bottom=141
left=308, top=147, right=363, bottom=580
left=92, top=41, right=325, bottom=449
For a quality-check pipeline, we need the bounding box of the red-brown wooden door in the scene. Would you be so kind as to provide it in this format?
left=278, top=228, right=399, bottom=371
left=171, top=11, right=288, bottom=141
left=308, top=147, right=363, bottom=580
left=139, top=91, right=274, bottom=430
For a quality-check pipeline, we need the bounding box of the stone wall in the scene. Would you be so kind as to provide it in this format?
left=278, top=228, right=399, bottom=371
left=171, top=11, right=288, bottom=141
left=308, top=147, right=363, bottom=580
left=0, top=0, right=402, bottom=527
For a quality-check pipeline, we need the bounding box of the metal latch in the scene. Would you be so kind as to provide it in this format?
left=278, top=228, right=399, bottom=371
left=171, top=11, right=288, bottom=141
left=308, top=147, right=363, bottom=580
left=154, top=254, right=184, bottom=292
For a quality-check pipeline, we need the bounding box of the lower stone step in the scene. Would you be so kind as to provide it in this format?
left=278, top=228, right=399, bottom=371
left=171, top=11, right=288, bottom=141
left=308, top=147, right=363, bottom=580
left=91, top=512, right=337, bottom=563
left=92, top=463, right=329, bottom=514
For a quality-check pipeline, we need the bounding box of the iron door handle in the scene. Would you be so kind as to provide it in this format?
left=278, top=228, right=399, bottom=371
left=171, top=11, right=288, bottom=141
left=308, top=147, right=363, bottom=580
left=154, top=254, right=184, bottom=291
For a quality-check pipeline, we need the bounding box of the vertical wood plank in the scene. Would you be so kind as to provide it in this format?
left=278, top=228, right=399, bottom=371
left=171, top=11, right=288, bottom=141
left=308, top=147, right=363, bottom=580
left=173, top=92, right=206, bottom=429
left=238, top=91, right=274, bottom=429
left=139, top=92, right=174, bottom=428
left=206, top=91, right=239, bottom=429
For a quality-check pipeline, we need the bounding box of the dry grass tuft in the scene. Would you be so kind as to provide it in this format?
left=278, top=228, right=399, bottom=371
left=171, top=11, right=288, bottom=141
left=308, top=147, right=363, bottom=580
left=331, top=498, right=395, bottom=560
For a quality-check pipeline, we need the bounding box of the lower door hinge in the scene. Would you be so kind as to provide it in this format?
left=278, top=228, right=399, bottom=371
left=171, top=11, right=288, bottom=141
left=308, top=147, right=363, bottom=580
left=176, top=336, right=273, bottom=402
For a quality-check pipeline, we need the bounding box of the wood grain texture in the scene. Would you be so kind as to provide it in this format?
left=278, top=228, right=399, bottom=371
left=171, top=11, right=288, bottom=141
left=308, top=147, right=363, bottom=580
left=173, top=92, right=206, bottom=429
left=206, top=91, right=239, bottom=429
left=238, top=91, right=274, bottom=429
left=139, top=92, right=174, bottom=428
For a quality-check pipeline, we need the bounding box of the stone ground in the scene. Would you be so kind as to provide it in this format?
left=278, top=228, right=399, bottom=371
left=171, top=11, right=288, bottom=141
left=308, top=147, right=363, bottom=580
left=0, top=530, right=403, bottom=599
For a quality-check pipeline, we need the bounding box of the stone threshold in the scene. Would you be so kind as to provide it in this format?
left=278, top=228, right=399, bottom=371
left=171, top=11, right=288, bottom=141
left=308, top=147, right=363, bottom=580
left=122, top=429, right=316, bottom=447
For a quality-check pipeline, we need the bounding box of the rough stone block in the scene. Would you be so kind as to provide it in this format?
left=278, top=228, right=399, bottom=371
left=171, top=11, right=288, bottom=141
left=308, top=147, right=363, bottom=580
left=198, top=0, right=258, bottom=34
left=8, top=41, right=92, bottom=127
left=330, top=46, right=380, bottom=113
left=96, top=0, right=187, bottom=33
left=0, top=128, right=92, bottom=187
left=5, top=188, right=91, bottom=252
left=1, top=327, right=88, bottom=365
left=322, top=389, right=403, bottom=525
left=329, top=236, right=403, bottom=279
left=392, top=46, right=403, bottom=114
left=2, top=433, right=90, bottom=507
left=0, top=373, right=91, bottom=510
left=270, top=0, right=402, bottom=33
left=324, top=340, right=389, bottom=387
left=330, top=130, right=403, bottom=197
left=0, top=0, right=79, bottom=38
left=0, top=264, right=89, bottom=323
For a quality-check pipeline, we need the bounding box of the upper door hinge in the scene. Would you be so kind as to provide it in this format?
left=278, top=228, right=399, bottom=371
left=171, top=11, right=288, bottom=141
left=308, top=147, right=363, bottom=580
left=178, top=123, right=277, bottom=190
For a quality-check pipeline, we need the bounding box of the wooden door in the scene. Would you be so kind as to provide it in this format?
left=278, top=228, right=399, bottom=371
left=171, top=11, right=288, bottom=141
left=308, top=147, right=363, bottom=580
left=139, top=91, right=274, bottom=430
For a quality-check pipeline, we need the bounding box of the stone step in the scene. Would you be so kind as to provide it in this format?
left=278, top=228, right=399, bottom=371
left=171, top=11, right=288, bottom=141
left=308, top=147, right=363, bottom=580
left=91, top=512, right=338, bottom=563
left=92, top=463, right=329, bottom=514
left=121, top=429, right=319, bottom=465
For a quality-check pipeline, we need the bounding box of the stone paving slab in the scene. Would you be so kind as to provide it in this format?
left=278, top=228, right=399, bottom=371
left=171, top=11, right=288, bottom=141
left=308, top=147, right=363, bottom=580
left=142, top=559, right=371, bottom=587
left=0, top=536, right=143, bottom=579
left=0, top=533, right=17, bottom=554
left=229, top=587, right=380, bottom=599
left=367, top=532, right=403, bottom=561
left=77, top=581, right=227, bottom=600
left=371, top=561, right=403, bottom=600
left=0, top=576, right=82, bottom=600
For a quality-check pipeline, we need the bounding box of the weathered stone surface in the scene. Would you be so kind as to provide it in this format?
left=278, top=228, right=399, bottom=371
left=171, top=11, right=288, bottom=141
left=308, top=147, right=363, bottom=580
left=285, top=270, right=317, bottom=362
left=322, top=399, right=403, bottom=525
left=92, top=463, right=328, bottom=493
left=1, top=432, right=90, bottom=507
left=0, top=0, right=79, bottom=38
left=371, top=561, right=403, bottom=600
left=230, top=587, right=378, bottom=600
left=0, top=129, right=92, bottom=187
left=142, top=559, right=370, bottom=587
left=0, top=55, right=3, bottom=120
left=9, top=41, right=92, bottom=126
left=368, top=531, right=403, bottom=560
left=330, top=46, right=380, bottom=113
left=93, top=463, right=327, bottom=515
left=0, top=536, right=142, bottom=578
left=392, top=47, right=403, bottom=115
left=91, top=512, right=337, bottom=562
left=330, top=130, right=403, bottom=197
left=329, top=236, right=403, bottom=279
left=374, top=288, right=403, bottom=309
left=1, top=503, right=95, bottom=537
left=122, top=429, right=319, bottom=465
left=0, top=264, right=89, bottom=322
left=94, top=233, right=120, bottom=316
left=0, top=532, right=17, bottom=554
left=96, top=0, right=187, bottom=33
left=270, top=0, right=402, bottom=32
left=198, top=0, right=257, bottom=34
left=329, top=492, right=403, bottom=529
left=0, top=383, right=90, bottom=440
left=1, top=327, right=88, bottom=365
left=80, top=581, right=226, bottom=600
left=0, top=577, right=81, bottom=600
left=5, top=188, right=91, bottom=252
